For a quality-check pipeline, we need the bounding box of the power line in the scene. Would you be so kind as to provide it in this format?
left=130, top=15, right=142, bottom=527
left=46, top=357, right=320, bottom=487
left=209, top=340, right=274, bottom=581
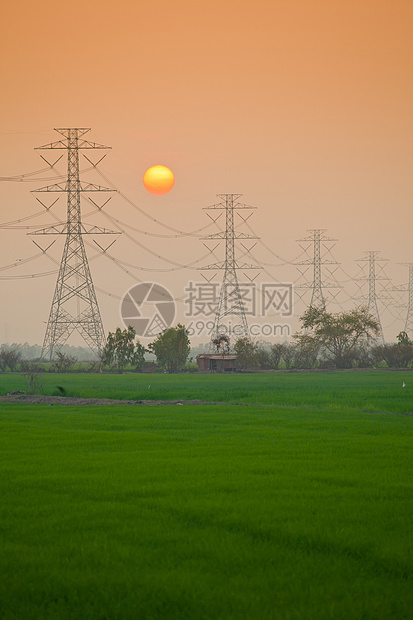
left=0, top=210, right=50, bottom=228
left=94, top=166, right=220, bottom=237
left=0, top=269, right=58, bottom=280
left=97, top=207, right=220, bottom=270
left=244, top=220, right=306, bottom=266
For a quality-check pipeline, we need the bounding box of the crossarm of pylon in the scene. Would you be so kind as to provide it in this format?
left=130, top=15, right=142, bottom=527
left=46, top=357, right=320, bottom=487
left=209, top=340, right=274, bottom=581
left=203, top=232, right=258, bottom=240
left=199, top=261, right=259, bottom=270
left=35, top=140, right=69, bottom=150
left=203, top=203, right=256, bottom=211
left=32, top=182, right=115, bottom=193
left=235, top=261, right=260, bottom=269
left=202, top=232, right=226, bottom=239
left=199, top=261, right=226, bottom=270
left=32, top=183, right=68, bottom=192
left=79, top=182, right=115, bottom=192
left=80, top=225, right=120, bottom=235
left=36, top=138, right=111, bottom=150
left=29, top=225, right=67, bottom=235
left=295, top=259, right=339, bottom=265
left=77, top=140, right=111, bottom=150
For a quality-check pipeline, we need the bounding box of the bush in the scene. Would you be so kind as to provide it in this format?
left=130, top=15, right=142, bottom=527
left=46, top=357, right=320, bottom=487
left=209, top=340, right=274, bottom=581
left=54, top=351, right=78, bottom=373
left=372, top=343, right=413, bottom=368
left=234, top=339, right=260, bottom=370
left=0, top=346, right=22, bottom=372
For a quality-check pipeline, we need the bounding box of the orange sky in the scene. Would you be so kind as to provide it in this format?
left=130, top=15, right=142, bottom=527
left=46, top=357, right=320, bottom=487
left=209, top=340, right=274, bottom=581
left=1, top=0, right=412, bottom=345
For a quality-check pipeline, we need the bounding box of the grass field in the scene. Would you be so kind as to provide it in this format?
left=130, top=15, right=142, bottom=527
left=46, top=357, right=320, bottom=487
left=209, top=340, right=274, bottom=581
left=0, top=372, right=412, bottom=619
left=1, top=369, right=412, bottom=413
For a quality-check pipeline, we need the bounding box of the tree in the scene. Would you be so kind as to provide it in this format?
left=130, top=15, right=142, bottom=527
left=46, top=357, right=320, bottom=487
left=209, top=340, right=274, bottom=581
left=397, top=331, right=412, bottom=346
left=269, top=343, right=285, bottom=369
left=103, top=326, right=146, bottom=372
left=148, top=324, right=190, bottom=373
left=292, top=333, right=320, bottom=369
left=211, top=334, right=231, bottom=372
left=20, top=361, right=44, bottom=394
left=0, top=346, right=22, bottom=371
left=280, top=343, right=296, bottom=369
left=256, top=344, right=273, bottom=369
left=234, top=338, right=259, bottom=370
left=54, top=351, right=78, bottom=372
left=297, top=305, right=380, bottom=369
left=373, top=332, right=413, bottom=368
left=212, top=334, right=230, bottom=355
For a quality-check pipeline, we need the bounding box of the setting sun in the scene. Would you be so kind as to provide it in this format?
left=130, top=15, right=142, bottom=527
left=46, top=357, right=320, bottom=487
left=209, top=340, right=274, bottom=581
left=143, top=165, right=175, bottom=196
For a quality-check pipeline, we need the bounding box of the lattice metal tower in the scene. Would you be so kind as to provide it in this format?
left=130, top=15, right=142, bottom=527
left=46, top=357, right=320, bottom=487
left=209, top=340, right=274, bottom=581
left=295, top=229, right=339, bottom=308
left=201, top=194, right=259, bottom=345
left=356, top=251, right=389, bottom=343
left=403, top=263, right=413, bottom=338
left=30, top=128, right=117, bottom=360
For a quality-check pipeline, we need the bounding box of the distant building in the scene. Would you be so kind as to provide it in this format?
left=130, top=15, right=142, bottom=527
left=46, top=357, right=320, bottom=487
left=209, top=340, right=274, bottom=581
left=197, top=353, right=238, bottom=372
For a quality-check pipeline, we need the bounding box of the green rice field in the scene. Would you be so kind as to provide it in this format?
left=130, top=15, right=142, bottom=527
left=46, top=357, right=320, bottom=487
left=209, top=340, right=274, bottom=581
left=0, top=369, right=412, bottom=413
left=0, top=371, right=412, bottom=619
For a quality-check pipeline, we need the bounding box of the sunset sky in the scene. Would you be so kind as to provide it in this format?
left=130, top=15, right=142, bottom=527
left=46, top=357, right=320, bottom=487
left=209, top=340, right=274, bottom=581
left=1, top=0, right=412, bottom=346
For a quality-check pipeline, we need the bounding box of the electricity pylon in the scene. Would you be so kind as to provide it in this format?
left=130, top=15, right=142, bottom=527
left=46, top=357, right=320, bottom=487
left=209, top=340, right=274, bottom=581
left=356, top=251, right=390, bottom=343
left=403, top=263, right=413, bottom=338
left=295, top=229, right=340, bottom=308
left=30, top=128, right=118, bottom=360
left=201, top=194, right=259, bottom=345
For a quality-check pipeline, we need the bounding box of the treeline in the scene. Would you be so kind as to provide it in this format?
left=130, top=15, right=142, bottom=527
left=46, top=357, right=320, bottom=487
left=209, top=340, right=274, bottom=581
left=0, top=324, right=192, bottom=374
left=234, top=306, right=413, bottom=370
left=233, top=337, right=413, bottom=370
left=1, top=306, right=412, bottom=373
left=0, top=342, right=98, bottom=362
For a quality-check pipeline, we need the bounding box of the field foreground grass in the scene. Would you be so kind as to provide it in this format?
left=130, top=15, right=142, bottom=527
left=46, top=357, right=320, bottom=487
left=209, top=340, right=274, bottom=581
left=1, top=369, right=412, bottom=413
left=0, top=401, right=412, bottom=619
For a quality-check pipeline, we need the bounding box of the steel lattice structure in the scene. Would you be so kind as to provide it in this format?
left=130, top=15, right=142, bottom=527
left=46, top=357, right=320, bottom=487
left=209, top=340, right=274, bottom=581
left=201, top=194, right=259, bottom=346
left=355, top=251, right=390, bottom=343
left=403, top=263, right=413, bottom=338
left=295, top=229, right=339, bottom=308
left=30, top=128, right=118, bottom=360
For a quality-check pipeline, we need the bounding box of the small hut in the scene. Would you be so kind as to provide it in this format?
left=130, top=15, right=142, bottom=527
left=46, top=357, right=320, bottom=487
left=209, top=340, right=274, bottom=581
left=197, top=353, right=238, bottom=372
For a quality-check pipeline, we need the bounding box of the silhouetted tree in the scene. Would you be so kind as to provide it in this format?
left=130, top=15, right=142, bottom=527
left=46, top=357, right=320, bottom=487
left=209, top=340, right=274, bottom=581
left=148, top=324, right=190, bottom=373
left=234, top=338, right=259, bottom=370
left=103, top=326, right=146, bottom=372
left=0, top=346, right=22, bottom=372
left=297, top=305, right=380, bottom=369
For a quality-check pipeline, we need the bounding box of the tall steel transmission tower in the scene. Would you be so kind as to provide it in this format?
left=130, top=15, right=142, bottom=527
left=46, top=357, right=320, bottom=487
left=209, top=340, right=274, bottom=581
left=29, top=128, right=117, bottom=360
left=201, top=194, right=259, bottom=345
left=356, top=251, right=389, bottom=343
left=295, top=229, right=339, bottom=308
left=403, top=263, right=413, bottom=338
